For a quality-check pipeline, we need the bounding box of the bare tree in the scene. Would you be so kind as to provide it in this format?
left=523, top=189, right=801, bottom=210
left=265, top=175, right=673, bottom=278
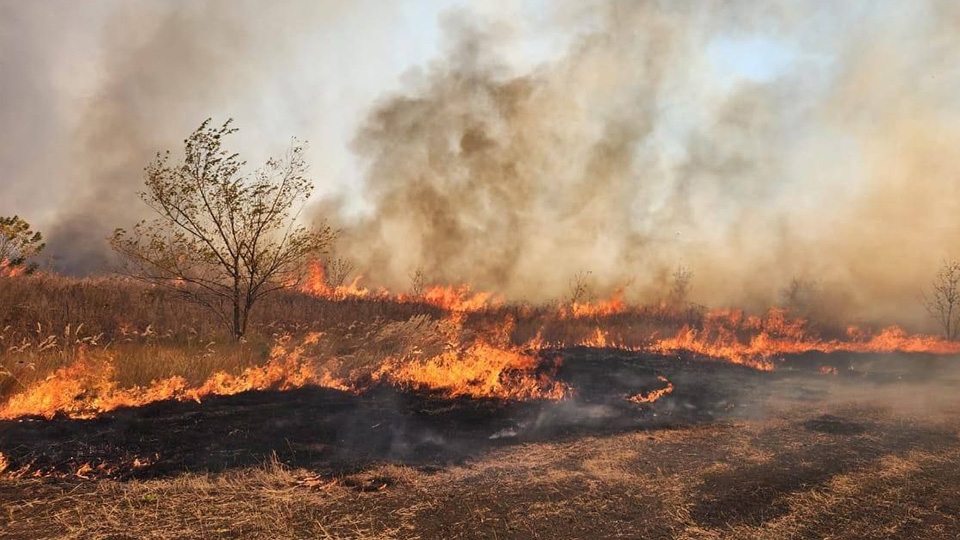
left=324, top=257, right=356, bottom=288
left=568, top=270, right=593, bottom=304
left=780, top=277, right=822, bottom=317
left=410, top=268, right=426, bottom=297
left=0, top=215, right=45, bottom=275
left=923, top=260, right=960, bottom=341
left=669, top=265, right=693, bottom=306
left=111, top=119, right=336, bottom=339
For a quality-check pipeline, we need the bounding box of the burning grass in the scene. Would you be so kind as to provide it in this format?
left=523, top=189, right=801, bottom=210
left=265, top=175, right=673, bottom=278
left=2, top=271, right=959, bottom=420
left=626, top=375, right=674, bottom=404
left=0, top=316, right=571, bottom=420
left=3, top=268, right=960, bottom=538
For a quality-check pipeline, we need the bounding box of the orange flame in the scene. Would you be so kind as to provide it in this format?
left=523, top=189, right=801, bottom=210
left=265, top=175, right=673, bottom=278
left=0, top=335, right=350, bottom=420
left=420, top=284, right=498, bottom=312
left=579, top=327, right=611, bottom=348
left=0, top=260, right=26, bottom=278
left=301, top=261, right=370, bottom=300
left=0, top=317, right=569, bottom=420
left=8, top=282, right=960, bottom=421
left=626, top=375, right=675, bottom=404
left=373, top=314, right=570, bottom=400
left=302, top=260, right=500, bottom=312
left=375, top=342, right=569, bottom=401
left=651, top=308, right=960, bottom=371
left=560, top=291, right=627, bottom=319
left=554, top=308, right=960, bottom=372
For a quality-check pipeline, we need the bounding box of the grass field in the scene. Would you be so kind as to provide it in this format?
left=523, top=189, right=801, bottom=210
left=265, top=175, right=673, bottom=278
left=2, top=274, right=960, bottom=539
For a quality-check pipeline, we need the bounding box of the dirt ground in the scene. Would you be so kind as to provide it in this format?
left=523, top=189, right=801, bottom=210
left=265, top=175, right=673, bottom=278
left=2, top=350, right=960, bottom=539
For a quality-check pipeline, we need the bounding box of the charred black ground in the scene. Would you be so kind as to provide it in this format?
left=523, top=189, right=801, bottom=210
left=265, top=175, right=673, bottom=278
left=1, top=349, right=954, bottom=480
left=3, top=350, right=960, bottom=539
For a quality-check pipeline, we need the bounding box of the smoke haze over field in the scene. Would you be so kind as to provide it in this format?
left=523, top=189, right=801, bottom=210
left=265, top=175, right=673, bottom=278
left=3, top=1, right=960, bottom=328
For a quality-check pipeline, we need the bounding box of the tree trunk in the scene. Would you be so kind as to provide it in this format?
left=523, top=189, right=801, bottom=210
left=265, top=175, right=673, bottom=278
left=233, top=299, right=242, bottom=340
left=231, top=264, right=243, bottom=340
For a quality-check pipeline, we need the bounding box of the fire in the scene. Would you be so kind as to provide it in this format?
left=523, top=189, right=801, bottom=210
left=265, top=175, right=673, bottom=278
left=0, top=335, right=350, bottom=420
left=302, top=261, right=370, bottom=300
left=651, top=308, right=960, bottom=371
left=420, top=284, right=497, bottom=312
left=374, top=314, right=570, bottom=400
left=580, top=327, right=610, bottom=348
left=6, top=280, right=960, bottom=422
left=0, top=316, right=569, bottom=420
left=302, top=259, right=500, bottom=312
left=0, top=260, right=26, bottom=278
left=626, top=375, right=674, bottom=404
left=845, top=326, right=960, bottom=355
left=555, top=307, right=960, bottom=372
left=652, top=326, right=779, bottom=371
left=560, top=291, right=627, bottom=319
left=375, top=342, right=568, bottom=400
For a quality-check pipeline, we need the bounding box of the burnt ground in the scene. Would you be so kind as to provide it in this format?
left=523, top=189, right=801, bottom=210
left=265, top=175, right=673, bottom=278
left=2, top=350, right=960, bottom=539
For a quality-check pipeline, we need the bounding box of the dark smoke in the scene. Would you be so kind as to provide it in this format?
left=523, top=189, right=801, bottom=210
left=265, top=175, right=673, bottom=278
left=334, top=1, right=960, bottom=328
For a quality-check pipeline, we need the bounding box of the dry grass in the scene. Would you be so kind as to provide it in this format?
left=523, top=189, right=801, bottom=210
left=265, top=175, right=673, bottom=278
left=4, top=401, right=957, bottom=539
left=4, top=274, right=960, bottom=538
left=0, top=274, right=706, bottom=406
left=0, top=274, right=449, bottom=404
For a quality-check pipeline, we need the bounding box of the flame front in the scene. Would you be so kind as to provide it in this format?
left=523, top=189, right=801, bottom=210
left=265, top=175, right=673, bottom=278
left=560, top=292, right=627, bottom=319
left=650, top=308, right=960, bottom=371
left=301, top=260, right=499, bottom=312
left=375, top=342, right=569, bottom=401
left=0, top=317, right=571, bottom=420
left=301, top=261, right=370, bottom=300
left=4, top=275, right=960, bottom=421
left=0, top=335, right=351, bottom=420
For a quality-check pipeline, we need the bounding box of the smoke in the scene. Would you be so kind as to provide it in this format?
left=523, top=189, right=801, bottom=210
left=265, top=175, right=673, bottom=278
left=334, top=1, right=960, bottom=328
left=3, top=1, right=960, bottom=328
left=36, top=1, right=363, bottom=273
left=0, top=0, right=434, bottom=273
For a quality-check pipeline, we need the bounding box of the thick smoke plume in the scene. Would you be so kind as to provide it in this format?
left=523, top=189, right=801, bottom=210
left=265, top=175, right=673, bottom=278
left=1, top=0, right=407, bottom=272
left=3, top=1, right=960, bottom=328
left=338, top=1, right=960, bottom=328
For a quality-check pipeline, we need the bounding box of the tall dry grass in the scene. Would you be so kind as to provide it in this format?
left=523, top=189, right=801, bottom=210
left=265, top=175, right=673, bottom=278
left=0, top=273, right=710, bottom=406
left=0, top=274, right=444, bottom=403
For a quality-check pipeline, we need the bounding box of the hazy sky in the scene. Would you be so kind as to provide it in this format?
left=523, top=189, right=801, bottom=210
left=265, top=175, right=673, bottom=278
left=1, top=0, right=798, bottom=224
left=1, top=1, right=458, bottom=221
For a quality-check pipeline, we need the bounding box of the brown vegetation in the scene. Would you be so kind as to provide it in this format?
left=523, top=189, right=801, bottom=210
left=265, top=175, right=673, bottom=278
left=924, top=260, right=960, bottom=341
left=0, top=273, right=440, bottom=407
left=4, top=270, right=960, bottom=417
left=3, top=270, right=960, bottom=538
left=0, top=215, right=45, bottom=276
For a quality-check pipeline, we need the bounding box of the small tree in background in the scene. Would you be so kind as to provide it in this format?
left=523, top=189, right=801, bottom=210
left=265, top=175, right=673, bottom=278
left=111, top=119, right=336, bottom=339
left=669, top=265, right=693, bottom=306
left=324, top=257, right=356, bottom=288
left=0, top=216, right=45, bottom=275
left=780, top=277, right=823, bottom=319
left=567, top=270, right=593, bottom=305
left=410, top=268, right=427, bottom=297
left=924, top=260, right=960, bottom=341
